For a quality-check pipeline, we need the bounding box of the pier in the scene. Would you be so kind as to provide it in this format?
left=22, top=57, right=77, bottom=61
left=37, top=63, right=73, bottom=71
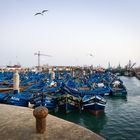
left=0, top=104, right=105, bottom=140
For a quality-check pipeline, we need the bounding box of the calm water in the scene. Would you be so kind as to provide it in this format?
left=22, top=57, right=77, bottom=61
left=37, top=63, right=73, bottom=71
left=51, top=76, right=140, bottom=140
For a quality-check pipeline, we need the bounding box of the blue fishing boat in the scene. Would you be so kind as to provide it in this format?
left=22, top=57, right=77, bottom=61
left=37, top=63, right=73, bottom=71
left=4, top=92, right=31, bottom=107
left=82, top=94, right=106, bottom=115
left=56, top=84, right=81, bottom=113
left=110, top=86, right=127, bottom=97
left=110, top=79, right=127, bottom=97
left=0, top=93, right=10, bottom=103
left=29, top=93, right=56, bottom=112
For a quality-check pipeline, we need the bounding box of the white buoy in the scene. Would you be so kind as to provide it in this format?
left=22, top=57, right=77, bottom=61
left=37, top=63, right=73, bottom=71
left=13, top=70, right=20, bottom=93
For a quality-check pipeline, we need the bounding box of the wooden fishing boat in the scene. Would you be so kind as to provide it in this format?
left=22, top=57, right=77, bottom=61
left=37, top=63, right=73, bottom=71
left=82, top=94, right=106, bottom=115
left=56, top=85, right=81, bottom=113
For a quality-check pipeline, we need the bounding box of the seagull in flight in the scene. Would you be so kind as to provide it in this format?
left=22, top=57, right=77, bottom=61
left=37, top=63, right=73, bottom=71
left=89, top=53, right=94, bottom=57
left=34, top=9, right=48, bottom=16
left=34, top=12, right=43, bottom=16
left=42, top=10, right=48, bottom=13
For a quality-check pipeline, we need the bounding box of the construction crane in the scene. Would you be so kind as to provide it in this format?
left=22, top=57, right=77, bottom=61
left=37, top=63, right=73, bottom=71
left=130, top=63, right=136, bottom=70
left=34, top=51, right=51, bottom=70
left=126, top=60, right=136, bottom=71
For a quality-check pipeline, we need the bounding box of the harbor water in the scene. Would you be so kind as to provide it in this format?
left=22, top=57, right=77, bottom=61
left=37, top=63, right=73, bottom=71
left=51, top=76, right=140, bottom=140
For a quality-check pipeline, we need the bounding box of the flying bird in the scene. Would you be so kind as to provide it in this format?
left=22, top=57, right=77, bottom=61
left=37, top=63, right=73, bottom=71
left=34, top=10, right=48, bottom=16
left=34, top=12, right=43, bottom=16
left=42, top=10, right=48, bottom=13
left=89, top=53, right=94, bottom=57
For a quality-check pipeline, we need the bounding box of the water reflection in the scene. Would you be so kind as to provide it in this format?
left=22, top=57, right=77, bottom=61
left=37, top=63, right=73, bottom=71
left=79, top=111, right=107, bottom=133
left=106, top=96, right=127, bottom=102
left=51, top=110, right=107, bottom=134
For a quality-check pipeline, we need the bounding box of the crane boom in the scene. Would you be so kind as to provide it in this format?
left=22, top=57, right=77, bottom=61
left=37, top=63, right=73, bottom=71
left=34, top=53, right=51, bottom=57
left=130, top=63, right=136, bottom=69
left=34, top=51, right=51, bottom=70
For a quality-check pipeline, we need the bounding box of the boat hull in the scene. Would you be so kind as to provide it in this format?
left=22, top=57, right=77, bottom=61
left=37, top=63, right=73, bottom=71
left=110, top=88, right=127, bottom=97
left=82, top=95, right=106, bottom=115
left=56, top=93, right=81, bottom=113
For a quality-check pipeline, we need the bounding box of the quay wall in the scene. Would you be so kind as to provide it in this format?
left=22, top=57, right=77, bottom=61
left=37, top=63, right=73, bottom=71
left=0, top=104, right=105, bottom=140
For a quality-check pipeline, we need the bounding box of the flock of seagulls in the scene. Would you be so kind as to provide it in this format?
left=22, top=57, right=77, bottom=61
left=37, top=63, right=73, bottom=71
left=34, top=10, right=48, bottom=16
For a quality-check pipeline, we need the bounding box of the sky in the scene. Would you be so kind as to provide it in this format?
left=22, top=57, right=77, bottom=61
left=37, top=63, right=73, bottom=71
left=0, top=0, right=140, bottom=68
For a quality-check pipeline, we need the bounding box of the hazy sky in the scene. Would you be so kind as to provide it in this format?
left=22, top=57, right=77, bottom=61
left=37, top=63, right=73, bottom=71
left=0, top=0, right=140, bottom=68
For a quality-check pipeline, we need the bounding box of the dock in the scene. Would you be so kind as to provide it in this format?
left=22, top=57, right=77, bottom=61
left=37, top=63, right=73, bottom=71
left=0, top=104, right=105, bottom=140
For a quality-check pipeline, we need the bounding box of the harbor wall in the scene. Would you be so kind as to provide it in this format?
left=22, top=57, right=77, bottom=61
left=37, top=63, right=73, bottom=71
left=0, top=104, right=105, bottom=140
